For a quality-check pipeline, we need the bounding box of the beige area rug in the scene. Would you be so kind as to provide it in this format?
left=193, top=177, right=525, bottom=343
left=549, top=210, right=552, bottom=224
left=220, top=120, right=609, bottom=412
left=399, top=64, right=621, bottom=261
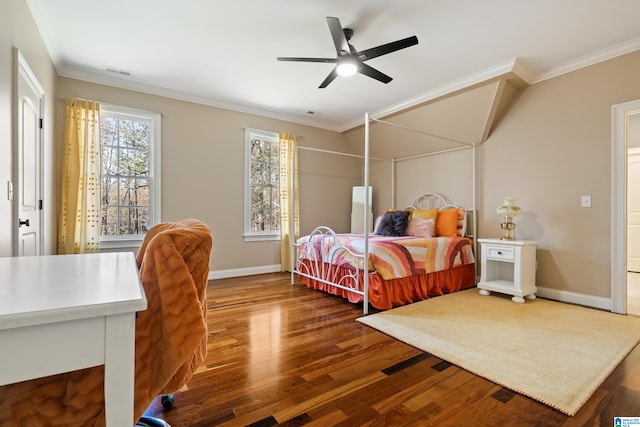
left=357, top=289, right=640, bottom=416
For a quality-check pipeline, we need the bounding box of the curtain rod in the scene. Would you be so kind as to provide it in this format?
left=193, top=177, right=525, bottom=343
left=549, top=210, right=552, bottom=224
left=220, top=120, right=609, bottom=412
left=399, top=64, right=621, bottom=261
left=59, top=96, right=166, bottom=116
left=58, top=95, right=97, bottom=102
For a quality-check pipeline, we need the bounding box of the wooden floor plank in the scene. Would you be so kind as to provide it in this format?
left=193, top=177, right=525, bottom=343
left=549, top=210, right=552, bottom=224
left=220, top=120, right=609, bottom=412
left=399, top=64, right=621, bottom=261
left=142, top=272, right=640, bottom=426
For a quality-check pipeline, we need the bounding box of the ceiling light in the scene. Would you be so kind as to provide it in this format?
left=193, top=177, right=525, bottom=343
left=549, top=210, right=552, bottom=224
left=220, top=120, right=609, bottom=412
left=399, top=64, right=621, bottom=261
left=336, top=58, right=359, bottom=77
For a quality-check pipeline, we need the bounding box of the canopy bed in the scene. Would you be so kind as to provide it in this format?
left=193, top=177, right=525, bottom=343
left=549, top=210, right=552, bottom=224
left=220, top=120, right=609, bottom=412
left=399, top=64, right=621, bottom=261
left=290, top=113, right=478, bottom=314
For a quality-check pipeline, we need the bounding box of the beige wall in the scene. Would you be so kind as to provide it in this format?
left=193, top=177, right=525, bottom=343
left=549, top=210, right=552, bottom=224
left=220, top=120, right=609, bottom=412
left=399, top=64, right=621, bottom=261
left=346, top=51, right=640, bottom=300
left=482, top=51, right=640, bottom=298
left=0, top=0, right=57, bottom=256
left=56, top=78, right=360, bottom=272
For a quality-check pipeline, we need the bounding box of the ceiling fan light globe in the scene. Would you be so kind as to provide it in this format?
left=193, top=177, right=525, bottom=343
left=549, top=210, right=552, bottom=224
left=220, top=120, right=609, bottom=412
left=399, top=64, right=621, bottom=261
left=337, top=62, right=358, bottom=77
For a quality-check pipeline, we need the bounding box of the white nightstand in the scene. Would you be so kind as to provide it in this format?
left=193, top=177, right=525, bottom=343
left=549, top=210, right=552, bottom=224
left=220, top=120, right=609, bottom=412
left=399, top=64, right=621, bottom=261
left=477, top=238, right=537, bottom=303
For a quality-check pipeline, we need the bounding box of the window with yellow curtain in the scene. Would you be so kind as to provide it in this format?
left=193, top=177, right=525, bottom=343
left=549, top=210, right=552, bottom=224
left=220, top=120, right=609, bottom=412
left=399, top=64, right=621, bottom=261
left=58, top=101, right=162, bottom=253
left=242, top=129, right=299, bottom=271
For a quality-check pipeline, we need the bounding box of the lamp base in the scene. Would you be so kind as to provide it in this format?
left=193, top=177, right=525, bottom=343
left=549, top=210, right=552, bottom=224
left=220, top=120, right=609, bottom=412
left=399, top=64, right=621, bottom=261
left=500, top=222, right=516, bottom=240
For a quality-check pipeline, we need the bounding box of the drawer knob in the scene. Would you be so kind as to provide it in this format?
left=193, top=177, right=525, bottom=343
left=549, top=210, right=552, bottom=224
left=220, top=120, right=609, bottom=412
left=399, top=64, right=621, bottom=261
left=497, top=251, right=502, bottom=255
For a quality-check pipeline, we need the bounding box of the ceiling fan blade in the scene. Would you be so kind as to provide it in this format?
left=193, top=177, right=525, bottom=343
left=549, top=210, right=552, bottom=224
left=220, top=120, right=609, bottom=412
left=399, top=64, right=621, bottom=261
left=326, top=16, right=350, bottom=55
left=277, top=57, right=337, bottom=63
left=358, top=63, right=392, bottom=84
left=357, top=36, right=418, bottom=61
left=319, top=68, right=339, bottom=88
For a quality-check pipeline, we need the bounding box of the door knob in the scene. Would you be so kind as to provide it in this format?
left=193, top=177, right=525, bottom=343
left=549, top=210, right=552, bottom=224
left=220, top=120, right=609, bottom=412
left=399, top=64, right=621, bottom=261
left=19, top=218, right=30, bottom=227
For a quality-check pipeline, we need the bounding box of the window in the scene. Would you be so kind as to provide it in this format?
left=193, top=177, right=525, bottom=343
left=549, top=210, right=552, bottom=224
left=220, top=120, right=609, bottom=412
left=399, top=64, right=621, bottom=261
left=244, top=128, right=280, bottom=241
left=99, top=104, right=161, bottom=248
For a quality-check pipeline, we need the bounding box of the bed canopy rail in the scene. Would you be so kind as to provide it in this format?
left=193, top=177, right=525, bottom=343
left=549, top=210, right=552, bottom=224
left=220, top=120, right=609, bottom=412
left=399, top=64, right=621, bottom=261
left=361, top=113, right=477, bottom=313
left=290, top=112, right=478, bottom=314
left=364, top=112, right=478, bottom=249
left=368, top=116, right=475, bottom=148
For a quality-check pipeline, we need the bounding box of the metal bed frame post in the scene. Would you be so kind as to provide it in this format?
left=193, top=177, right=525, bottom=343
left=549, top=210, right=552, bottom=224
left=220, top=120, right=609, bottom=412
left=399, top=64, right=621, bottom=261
left=391, top=158, right=396, bottom=208
left=363, top=112, right=371, bottom=314
left=472, top=142, right=478, bottom=262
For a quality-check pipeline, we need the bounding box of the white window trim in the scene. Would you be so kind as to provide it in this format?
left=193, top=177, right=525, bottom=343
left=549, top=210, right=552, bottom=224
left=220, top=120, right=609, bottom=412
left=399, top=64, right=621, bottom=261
left=100, top=104, right=162, bottom=249
left=243, top=128, right=280, bottom=242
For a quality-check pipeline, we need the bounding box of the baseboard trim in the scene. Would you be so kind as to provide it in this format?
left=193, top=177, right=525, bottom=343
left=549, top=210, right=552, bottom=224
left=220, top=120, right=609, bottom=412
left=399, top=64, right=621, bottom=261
left=535, top=286, right=612, bottom=311
left=205, top=272, right=613, bottom=311
left=208, top=264, right=282, bottom=281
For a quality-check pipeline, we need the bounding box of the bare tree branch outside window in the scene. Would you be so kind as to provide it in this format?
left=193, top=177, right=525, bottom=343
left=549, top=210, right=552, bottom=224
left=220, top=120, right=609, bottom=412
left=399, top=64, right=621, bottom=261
left=100, top=115, right=151, bottom=236
left=250, top=137, right=280, bottom=232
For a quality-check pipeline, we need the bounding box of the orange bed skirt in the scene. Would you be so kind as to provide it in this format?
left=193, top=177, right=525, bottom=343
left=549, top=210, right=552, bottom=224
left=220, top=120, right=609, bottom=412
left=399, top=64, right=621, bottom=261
left=298, top=262, right=476, bottom=310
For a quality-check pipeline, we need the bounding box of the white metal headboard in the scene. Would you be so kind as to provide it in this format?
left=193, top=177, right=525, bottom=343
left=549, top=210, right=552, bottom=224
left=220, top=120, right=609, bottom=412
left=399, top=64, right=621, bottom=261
left=403, top=192, right=474, bottom=239
left=405, top=192, right=450, bottom=210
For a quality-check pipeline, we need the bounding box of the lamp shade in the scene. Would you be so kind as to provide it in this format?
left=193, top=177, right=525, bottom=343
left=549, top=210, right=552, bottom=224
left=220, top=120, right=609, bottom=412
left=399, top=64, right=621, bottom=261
left=496, top=197, right=521, bottom=218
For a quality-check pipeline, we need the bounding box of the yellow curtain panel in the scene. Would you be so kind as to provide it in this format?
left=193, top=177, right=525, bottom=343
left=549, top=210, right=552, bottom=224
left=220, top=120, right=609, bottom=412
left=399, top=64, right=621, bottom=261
left=279, top=133, right=299, bottom=271
left=57, top=98, right=101, bottom=254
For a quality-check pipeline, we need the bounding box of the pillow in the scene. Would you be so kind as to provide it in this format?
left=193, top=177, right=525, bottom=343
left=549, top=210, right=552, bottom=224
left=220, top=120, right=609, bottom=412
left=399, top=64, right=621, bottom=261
left=456, top=208, right=467, bottom=237
left=375, top=210, right=411, bottom=236
left=406, top=218, right=435, bottom=238
left=410, top=208, right=438, bottom=221
left=436, top=208, right=459, bottom=237
left=374, top=209, right=399, bottom=232
left=374, top=215, right=383, bottom=234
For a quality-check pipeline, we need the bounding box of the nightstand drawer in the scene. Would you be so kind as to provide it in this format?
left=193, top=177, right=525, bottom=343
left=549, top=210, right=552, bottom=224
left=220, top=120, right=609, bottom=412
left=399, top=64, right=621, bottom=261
left=485, top=245, right=515, bottom=261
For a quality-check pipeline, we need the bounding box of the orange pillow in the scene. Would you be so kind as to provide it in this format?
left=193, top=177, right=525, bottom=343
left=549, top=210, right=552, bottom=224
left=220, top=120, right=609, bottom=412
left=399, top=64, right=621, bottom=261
left=411, top=208, right=438, bottom=221
left=436, top=208, right=459, bottom=237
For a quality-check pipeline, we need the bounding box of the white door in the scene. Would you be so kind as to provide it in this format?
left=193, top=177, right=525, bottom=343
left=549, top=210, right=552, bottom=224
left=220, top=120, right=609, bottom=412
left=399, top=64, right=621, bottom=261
left=629, top=148, right=640, bottom=272
left=14, top=50, right=44, bottom=257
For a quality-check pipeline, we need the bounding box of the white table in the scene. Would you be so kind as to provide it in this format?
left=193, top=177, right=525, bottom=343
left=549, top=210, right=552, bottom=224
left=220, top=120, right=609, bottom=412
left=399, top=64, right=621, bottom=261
left=0, top=252, right=147, bottom=426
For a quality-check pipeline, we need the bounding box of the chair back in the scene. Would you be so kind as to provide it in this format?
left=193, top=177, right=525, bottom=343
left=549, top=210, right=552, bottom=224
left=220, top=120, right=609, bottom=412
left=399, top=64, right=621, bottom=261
left=133, top=218, right=212, bottom=421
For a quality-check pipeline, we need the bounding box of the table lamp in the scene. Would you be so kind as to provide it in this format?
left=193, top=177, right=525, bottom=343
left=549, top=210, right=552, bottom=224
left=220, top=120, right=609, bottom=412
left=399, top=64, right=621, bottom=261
left=496, top=197, right=521, bottom=240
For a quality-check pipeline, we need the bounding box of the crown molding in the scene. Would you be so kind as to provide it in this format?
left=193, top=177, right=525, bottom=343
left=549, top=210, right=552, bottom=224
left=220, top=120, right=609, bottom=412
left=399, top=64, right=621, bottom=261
left=531, top=36, right=640, bottom=83
left=56, top=66, right=343, bottom=132
left=26, top=0, right=63, bottom=75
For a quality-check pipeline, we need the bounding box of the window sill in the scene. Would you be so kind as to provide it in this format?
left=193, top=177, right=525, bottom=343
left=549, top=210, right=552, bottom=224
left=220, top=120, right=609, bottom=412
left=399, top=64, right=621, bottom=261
left=243, top=233, right=281, bottom=242
left=100, top=238, right=144, bottom=250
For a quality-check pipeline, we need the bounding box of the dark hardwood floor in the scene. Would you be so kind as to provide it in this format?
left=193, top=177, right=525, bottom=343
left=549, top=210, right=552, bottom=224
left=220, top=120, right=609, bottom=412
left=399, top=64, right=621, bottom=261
left=142, top=273, right=640, bottom=426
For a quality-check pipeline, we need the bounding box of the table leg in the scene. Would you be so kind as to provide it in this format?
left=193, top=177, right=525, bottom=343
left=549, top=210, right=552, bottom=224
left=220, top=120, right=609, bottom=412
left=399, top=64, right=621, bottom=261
left=104, top=313, right=137, bottom=426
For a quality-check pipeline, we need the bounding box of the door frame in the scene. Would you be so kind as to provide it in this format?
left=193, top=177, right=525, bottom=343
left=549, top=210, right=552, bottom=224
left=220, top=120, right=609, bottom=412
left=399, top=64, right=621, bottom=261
left=12, top=48, right=45, bottom=256
left=611, top=99, right=640, bottom=313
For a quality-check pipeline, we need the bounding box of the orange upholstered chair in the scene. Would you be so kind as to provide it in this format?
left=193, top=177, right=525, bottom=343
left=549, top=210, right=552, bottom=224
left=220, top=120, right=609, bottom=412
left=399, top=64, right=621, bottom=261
left=0, top=219, right=212, bottom=427
left=135, top=218, right=212, bottom=425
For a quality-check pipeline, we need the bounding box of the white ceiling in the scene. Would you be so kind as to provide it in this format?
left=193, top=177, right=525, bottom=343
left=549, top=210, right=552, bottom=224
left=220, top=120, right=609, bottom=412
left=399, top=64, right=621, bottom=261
left=27, top=0, right=640, bottom=132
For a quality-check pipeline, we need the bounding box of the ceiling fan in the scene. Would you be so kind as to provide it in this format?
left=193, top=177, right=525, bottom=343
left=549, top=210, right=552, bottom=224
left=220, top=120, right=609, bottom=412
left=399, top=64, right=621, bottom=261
left=277, top=16, right=419, bottom=88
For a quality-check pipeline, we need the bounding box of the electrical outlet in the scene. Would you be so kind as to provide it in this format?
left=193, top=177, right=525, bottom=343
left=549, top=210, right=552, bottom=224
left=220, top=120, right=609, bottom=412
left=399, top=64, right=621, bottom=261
left=581, top=195, right=592, bottom=208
